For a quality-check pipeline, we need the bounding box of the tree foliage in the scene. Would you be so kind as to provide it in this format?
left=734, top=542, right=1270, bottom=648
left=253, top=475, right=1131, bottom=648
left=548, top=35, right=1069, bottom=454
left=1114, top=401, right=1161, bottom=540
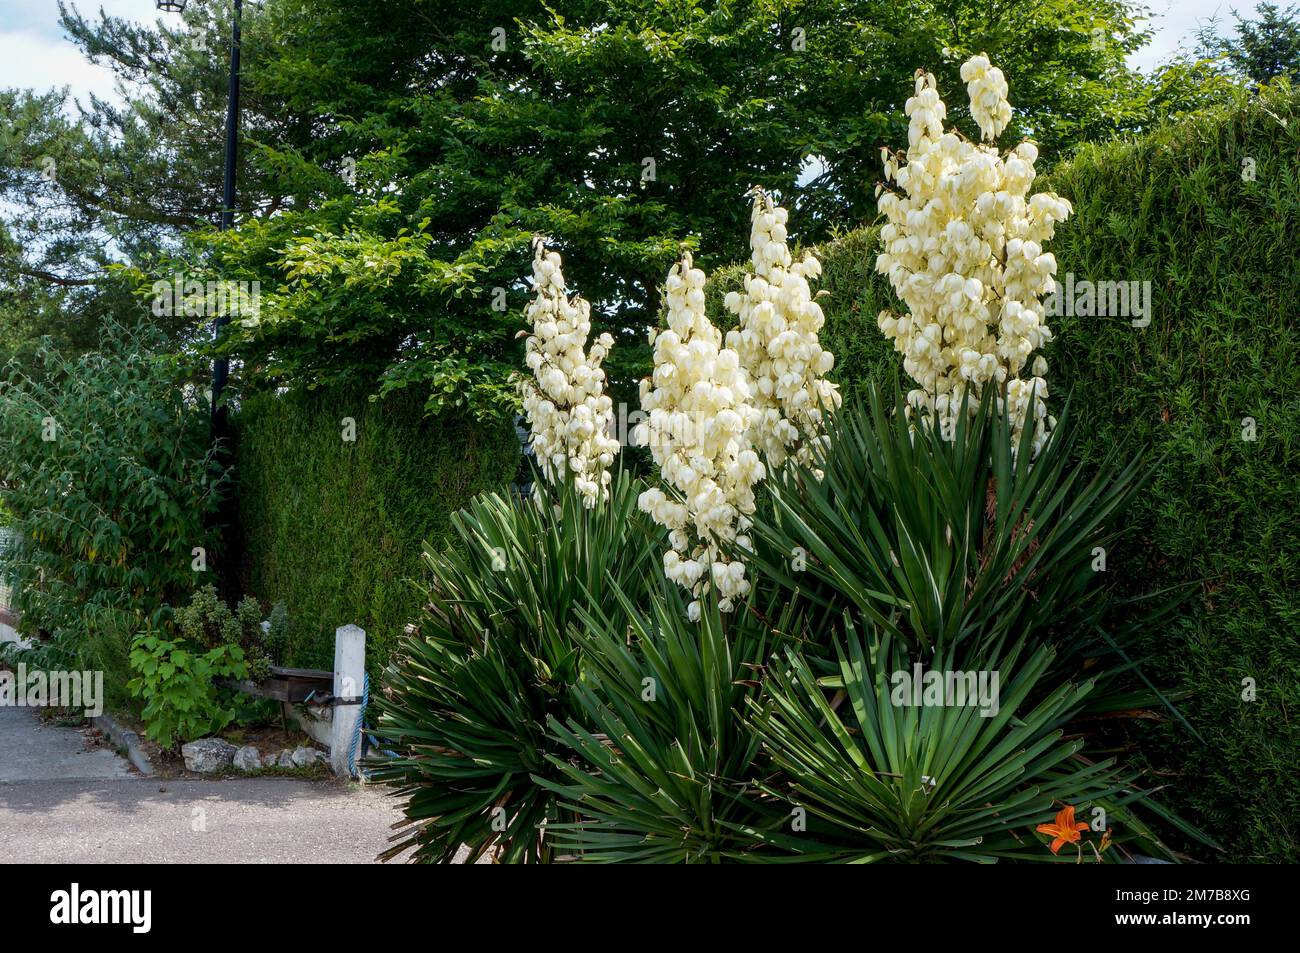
left=3, top=0, right=1239, bottom=411
left=0, top=322, right=222, bottom=640
left=1197, top=2, right=1300, bottom=85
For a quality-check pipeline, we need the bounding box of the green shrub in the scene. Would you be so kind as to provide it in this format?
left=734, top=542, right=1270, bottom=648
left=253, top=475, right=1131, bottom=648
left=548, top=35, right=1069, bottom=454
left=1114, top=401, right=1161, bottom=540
left=233, top=382, right=519, bottom=670
left=371, top=471, right=661, bottom=863
left=541, top=584, right=799, bottom=863
left=265, top=601, right=289, bottom=661
left=175, top=584, right=274, bottom=682
left=0, top=321, right=221, bottom=683
left=75, top=605, right=141, bottom=718
left=778, top=86, right=1300, bottom=861
left=750, top=385, right=1157, bottom=677
left=749, top=624, right=1191, bottom=863
left=536, top=391, right=1205, bottom=864
left=127, top=631, right=247, bottom=749
left=1, top=603, right=142, bottom=718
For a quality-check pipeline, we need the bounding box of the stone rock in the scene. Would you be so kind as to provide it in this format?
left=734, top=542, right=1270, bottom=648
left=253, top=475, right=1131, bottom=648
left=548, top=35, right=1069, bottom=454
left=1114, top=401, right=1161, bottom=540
left=233, top=745, right=262, bottom=771
left=276, top=749, right=295, bottom=768
left=291, top=746, right=319, bottom=768
left=181, top=738, right=237, bottom=773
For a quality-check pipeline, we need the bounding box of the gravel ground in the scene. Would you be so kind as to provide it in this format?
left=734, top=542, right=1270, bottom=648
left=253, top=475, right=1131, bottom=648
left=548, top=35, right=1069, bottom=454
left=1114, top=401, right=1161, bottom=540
left=0, top=706, right=410, bottom=864
left=0, top=776, right=408, bottom=863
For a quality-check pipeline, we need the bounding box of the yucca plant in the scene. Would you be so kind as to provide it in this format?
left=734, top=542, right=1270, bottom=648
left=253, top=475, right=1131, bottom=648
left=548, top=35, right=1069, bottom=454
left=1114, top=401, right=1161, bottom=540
left=751, top=381, right=1172, bottom=679
left=369, top=469, right=660, bottom=863
left=746, top=620, right=1198, bottom=862
left=539, top=584, right=801, bottom=863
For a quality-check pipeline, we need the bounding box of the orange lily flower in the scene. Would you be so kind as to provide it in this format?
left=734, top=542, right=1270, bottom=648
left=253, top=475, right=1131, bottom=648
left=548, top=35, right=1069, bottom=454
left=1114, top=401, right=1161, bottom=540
left=1037, top=804, right=1089, bottom=855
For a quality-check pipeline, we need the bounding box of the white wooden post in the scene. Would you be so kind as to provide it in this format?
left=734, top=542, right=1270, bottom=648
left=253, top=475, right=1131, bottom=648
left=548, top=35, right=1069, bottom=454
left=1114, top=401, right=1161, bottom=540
left=330, top=624, right=366, bottom=777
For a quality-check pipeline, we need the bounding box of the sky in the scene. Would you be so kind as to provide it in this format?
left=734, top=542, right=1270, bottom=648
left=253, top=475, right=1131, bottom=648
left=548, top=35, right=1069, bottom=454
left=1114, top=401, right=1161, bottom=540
left=1129, top=0, right=1259, bottom=72
left=0, top=0, right=148, bottom=106
left=0, top=0, right=1270, bottom=104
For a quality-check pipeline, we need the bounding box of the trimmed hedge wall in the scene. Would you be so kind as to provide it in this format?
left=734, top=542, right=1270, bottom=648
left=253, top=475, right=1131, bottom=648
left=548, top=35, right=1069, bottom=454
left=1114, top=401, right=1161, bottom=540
left=1042, top=89, right=1300, bottom=864
left=712, top=87, right=1297, bottom=862
left=233, top=385, right=519, bottom=671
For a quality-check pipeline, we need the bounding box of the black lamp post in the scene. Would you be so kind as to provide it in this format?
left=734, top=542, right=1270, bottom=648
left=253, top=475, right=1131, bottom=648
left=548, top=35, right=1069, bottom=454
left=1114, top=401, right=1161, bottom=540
left=155, top=0, right=242, bottom=444
left=156, top=0, right=243, bottom=577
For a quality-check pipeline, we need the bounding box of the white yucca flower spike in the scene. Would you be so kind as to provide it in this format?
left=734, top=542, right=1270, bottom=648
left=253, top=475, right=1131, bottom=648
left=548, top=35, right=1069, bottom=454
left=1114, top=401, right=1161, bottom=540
left=960, top=54, right=1013, bottom=141
left=876, top=55, right=1070, bottom=455
left=724, top=187, right=841, bottom=474
left=518, top=238, right=620, bottom=506
left=635, top=250, right=764, bottom=620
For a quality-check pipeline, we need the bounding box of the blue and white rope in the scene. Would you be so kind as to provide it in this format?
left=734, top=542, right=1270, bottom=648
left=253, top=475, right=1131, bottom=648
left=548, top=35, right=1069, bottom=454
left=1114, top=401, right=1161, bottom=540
left=347, top=671, right=370, bottom=779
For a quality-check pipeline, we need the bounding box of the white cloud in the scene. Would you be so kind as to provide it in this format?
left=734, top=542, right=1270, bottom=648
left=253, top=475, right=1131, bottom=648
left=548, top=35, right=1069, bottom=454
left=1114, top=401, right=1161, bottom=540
left=0, top=28, right=122, bottom=106
left=0, top=0, right=162, bottom=107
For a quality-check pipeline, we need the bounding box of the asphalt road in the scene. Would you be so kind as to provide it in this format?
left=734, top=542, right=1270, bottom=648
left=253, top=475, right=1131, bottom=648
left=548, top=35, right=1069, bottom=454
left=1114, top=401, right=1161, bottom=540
left=0, top=706, right=410, bottom=864
left=0, top=705, right=133, bottom=784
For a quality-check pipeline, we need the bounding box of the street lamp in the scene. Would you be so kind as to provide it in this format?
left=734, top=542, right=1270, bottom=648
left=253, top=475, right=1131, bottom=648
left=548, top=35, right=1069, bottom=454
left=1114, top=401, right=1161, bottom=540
left=156, top=0, right=242, bottom=425
left=156, top=0, right=244, bottom=576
